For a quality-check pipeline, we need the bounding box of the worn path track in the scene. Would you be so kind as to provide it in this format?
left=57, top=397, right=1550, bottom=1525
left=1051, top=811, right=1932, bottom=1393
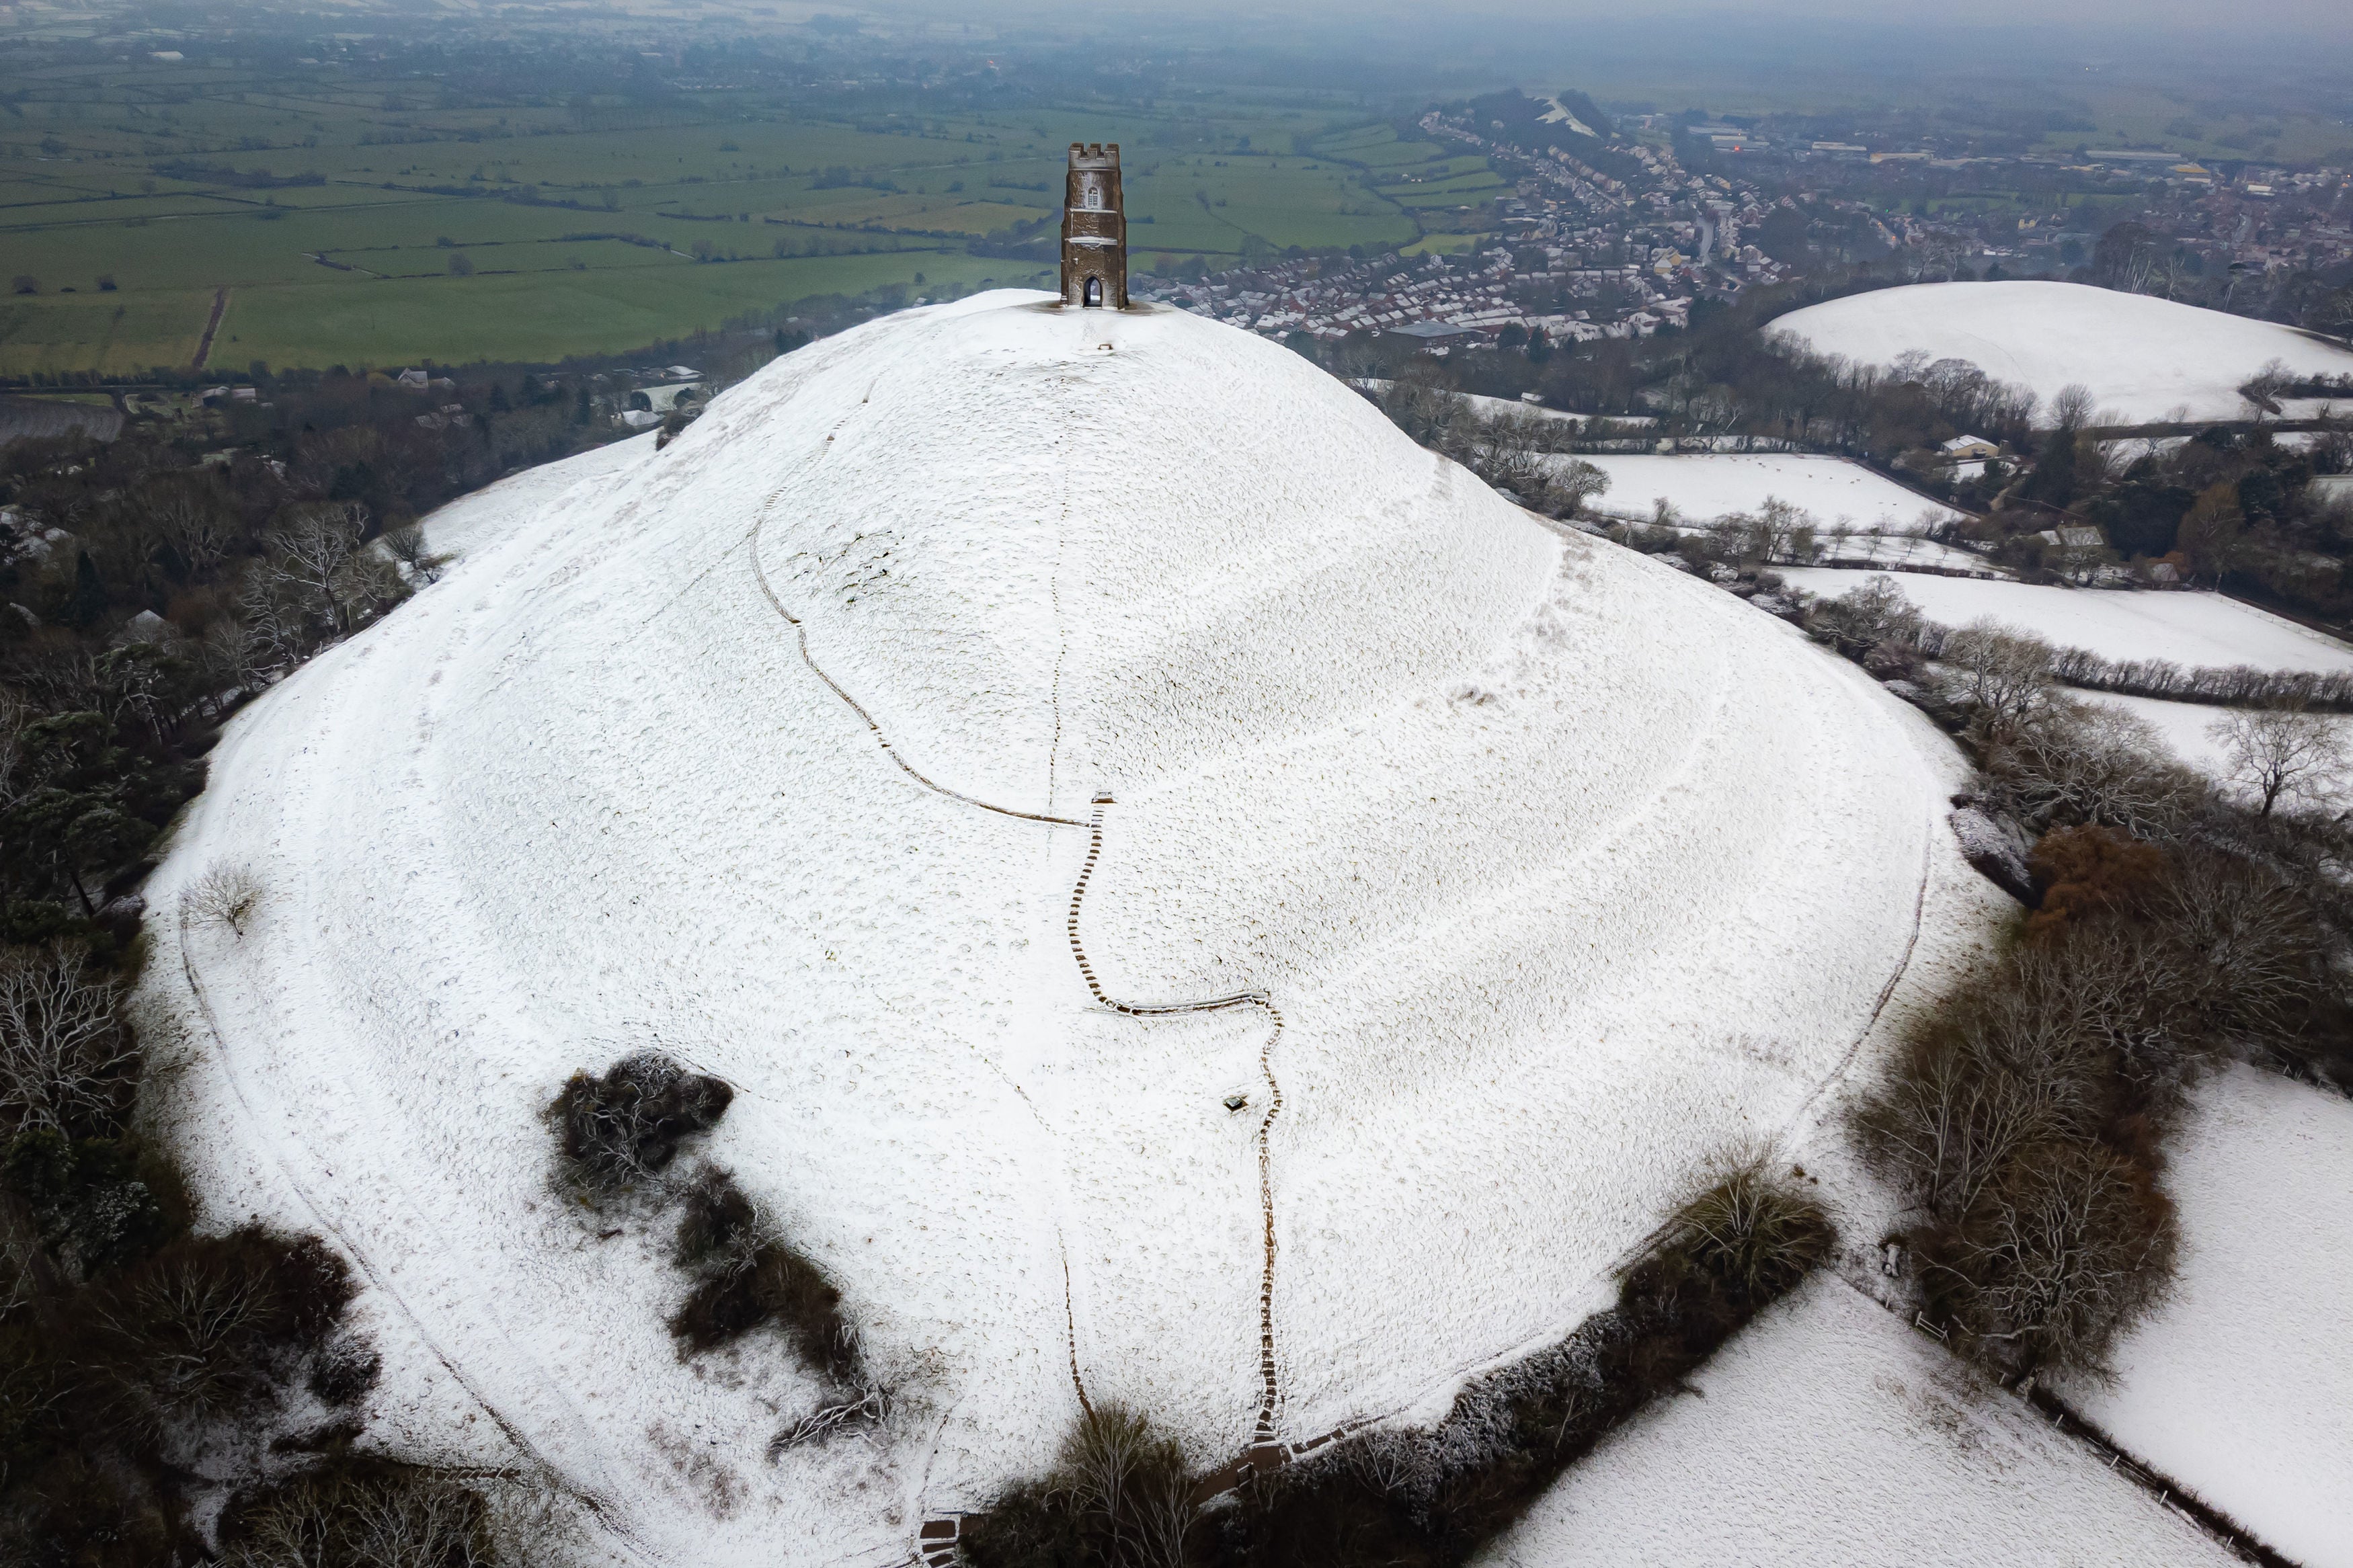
left=174, top=909, right=666, bottom=1568
left=1066, top=794, right=1288, bottom=1442
left=743, top=405, right=1295, bottom=1555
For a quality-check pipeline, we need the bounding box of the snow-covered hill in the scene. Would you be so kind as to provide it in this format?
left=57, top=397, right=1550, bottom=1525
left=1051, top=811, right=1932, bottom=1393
left=1771, top=282, right=2353, bottom=425
left=145, top=292, right=1998, bottom=1563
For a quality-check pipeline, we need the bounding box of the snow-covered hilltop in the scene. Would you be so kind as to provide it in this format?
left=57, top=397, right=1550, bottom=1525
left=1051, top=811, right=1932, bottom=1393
left=1771, top=280, right=2353, bottom=425
left=147, top=292, right=1993, bottom=1563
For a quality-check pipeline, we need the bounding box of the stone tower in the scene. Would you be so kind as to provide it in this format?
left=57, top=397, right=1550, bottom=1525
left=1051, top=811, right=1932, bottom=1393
left=1059, top=142, right=1127, bottom=309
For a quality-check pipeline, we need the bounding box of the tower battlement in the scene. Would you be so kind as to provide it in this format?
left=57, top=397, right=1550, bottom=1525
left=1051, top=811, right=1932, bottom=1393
left=1060, top=142, right=1127, bottom=309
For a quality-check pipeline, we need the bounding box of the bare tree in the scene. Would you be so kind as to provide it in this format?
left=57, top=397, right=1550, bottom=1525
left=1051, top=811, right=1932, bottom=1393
left=2207, top=706, right=2346, bottom=817
left=2238, top=357, right=2294, bottom=423
left=262, top=501, right=368, bottom=634
left=0, top=942, right=131, bottom=1136
left=1852, top=959, right=2104, bottom=1222
left=1548, top=458, right=1610, bottom=520
left=143, top=489, right=235, bottom=580
left=0, top=687, right=32, bottom=813
left=1853, top=937, right=2179, bottom=1380
left=333, top=544, right=407, bottom=626
left=1938, top=620, right=2057, bottom=739
left=192, top=616, right=258, bottom=708
left=2153, top=847, right=2323, bottom=1040
left=2176, top=481, right=2245, bottom=585
left=1749, top=495, right=1813, bottom=563
left=222, top=1470, right=493, bottom=1568
left=1983, top=700, right=2206, bottom=837
left=2047, top=382, right=2098, bottom=433
left=380, top=522, right=452, bottom=585
left=1940, top=1139, right=2172, bottom=1383
left=1809, top=573, right=1923, bottom=654
left=235, top=569, right=313, bottom=675
left=89, top=1247, right=286, bottom=1438
left=182, top=863, right=264, bottom=938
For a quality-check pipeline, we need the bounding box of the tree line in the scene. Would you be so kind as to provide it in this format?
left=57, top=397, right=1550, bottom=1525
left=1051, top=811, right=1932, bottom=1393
left=1811, top=577, right=2352, bottom=1393
left=0, top=366, right=642, bottom=1565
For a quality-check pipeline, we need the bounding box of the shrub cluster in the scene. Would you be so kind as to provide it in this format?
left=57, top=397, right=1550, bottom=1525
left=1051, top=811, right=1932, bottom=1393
left=217, top=1458, right=495, bottom=1568
left=0, top=931, right=522, bottom=1565
left=961, top=1163, right=1831, bottom=1568
left=1852, top=825, right=2328, bottom=1381
left=547, top=1057, right=863, bottom=1398
left=667, top=1169, right=857, bottom=1380
left=548, top=1050, right=732, bottom=1194
left=957, top=1403, right=1196, bottom=1568
left=3, top=1029, right=395, bottom=1565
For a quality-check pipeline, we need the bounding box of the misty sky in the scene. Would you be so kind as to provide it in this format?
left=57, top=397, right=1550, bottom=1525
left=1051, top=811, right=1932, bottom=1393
left=881, top=0, right=2353, bottom=52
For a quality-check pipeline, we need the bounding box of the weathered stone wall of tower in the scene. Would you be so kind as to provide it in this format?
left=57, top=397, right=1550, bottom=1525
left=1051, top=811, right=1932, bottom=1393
left=1059, top=142, right=1128, bottom=308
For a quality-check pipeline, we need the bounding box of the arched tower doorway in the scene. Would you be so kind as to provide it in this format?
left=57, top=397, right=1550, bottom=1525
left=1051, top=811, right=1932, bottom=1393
left=1059, top=142, right=1129, bottom=310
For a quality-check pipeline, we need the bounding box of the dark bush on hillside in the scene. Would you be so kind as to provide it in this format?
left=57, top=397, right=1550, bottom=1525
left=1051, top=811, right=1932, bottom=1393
left=306, top=1333, right=383, bottom=1407
left=549, top=1051, right=732, bottom=1192
left=77, top=1227, right=360, bottom=1441
left=219, top=1457, right=495, bottom=1567
left=1665, top=1156, right=1837, bottom=1301
left=4, top=1447, right=173, bottom=1567
left=1843, top=819, right=2332, bottom=1380
left=666, top=1169, right=856, bottom=1378
left=958, top=1403, right=1197, bottom=1568
left=1978, top=700, right=2208, bottom=838
left=2, top=1128, right=175, bottom=1279
left=2025, top=823, right=2166, bottom=936
left=965, top=1167, right=1830, bottom=1568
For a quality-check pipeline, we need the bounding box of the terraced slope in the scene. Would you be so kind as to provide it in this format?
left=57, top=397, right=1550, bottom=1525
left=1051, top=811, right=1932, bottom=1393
left=145, top=291, right=1994, bottom=1563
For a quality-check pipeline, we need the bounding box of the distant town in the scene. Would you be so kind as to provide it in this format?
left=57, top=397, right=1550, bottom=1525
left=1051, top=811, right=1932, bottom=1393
left=1139, top=96, right=2352, bottom=357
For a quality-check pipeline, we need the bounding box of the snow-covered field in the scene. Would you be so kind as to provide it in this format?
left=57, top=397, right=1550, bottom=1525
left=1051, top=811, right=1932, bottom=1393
left=2059, top=1067, right=2353, bottom=1568
left=1817, top=535, right=1997, bottom=573
left=1782, top=569, right=2353, bottom=671
left=2075, top=691, right=2353, bottom=813
left=142, top=292, right=2001, bottom=1561
left=1568, top=452, right=1964, bottom=532
left=1771, top=282, right=2353, bottom=425
left=1482, top=1276, right=2238, bottom=1567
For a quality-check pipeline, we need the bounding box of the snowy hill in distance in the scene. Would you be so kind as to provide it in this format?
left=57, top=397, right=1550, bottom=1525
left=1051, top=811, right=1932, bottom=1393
left=1771, top=280, right=2353, bottom=425
left=149, top=291, right=1999, bottom=1563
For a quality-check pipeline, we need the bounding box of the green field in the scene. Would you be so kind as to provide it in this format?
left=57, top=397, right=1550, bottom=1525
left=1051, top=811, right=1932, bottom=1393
left=0, top=52, right=1488, bottom=372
